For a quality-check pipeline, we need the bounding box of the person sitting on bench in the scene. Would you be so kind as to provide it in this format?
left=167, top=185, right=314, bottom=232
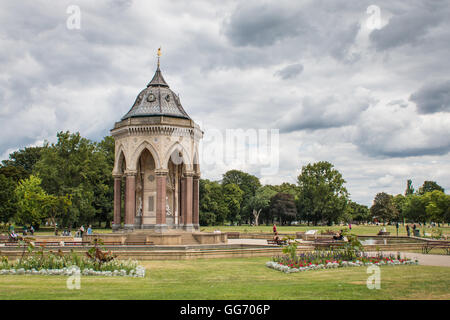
left=273, top=232, right=280, bottom=242
left=333, top=230, right=344, bottom=241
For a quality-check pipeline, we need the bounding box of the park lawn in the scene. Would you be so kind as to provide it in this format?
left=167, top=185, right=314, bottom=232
left=200, top=225, right=450, bottom=237
left=10, top=225, right=450, bottom=237
left=0, top=257, right=448, bottom=300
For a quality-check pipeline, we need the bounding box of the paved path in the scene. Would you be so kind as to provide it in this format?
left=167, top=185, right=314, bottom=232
left=228, top=239, right=450, bottom=267
left=366, top=251, right=450, bottom=268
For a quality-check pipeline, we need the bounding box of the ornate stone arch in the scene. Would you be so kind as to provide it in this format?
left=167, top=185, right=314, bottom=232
left=193, top=148, right=200, bottom=175
left=130, top=140, right=161, bottom=171
left=113, top=144, right=127, bottom=175
left=164, top=141, right=192, bottom=171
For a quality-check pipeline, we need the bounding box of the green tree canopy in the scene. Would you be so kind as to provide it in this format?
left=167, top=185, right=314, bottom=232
left=0, top=174, right=17, bottom=223
left=33, top=131, right=112, bottom=226
left=245, top=185, right=277, bottom=226
left=14, top=175, right=47, bottom=226
left=297, top=161, right=349, bottom=225
left=417, top=181, right=445, bottom=195
left=269, top=192, right=297, bottom=225
left=403, top=194, right=427, bottom=223
left=370, top=192, right=398, bottom=224
left=222, top=170, right=261, bottom=224
left=222, top=183, right=244, bottom=225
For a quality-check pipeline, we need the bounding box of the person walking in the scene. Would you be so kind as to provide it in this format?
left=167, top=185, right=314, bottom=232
left=396, top=222, right=399, bottom=236
left=79, top=225, right=85, bottom=237
left=406, top=224, right=410, bottom=237
left=273, top=224, right=277, bottom=234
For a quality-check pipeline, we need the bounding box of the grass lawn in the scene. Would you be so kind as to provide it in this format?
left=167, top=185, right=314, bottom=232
left=200, top=225, right=450, bottom=237
left=5, top=224, right=449, bottom=237
left=0, top=257, right=448, bottom=300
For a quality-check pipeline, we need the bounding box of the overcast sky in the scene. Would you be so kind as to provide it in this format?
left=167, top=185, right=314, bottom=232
left=1, top=0, right=449, bottom=206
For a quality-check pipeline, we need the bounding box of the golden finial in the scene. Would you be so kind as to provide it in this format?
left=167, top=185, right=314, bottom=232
left=157, top=47, right=161, bottom=68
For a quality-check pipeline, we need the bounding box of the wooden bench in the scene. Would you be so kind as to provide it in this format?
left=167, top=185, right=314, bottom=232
left=227, top=232, right=240, bottom=239
left=124, top=241, right=154, bottom=245
left=422, top=241, right=450, bottom=254
left=267, top=239, right=287, bottom=246
left=313, top=239, right=347, bottom=249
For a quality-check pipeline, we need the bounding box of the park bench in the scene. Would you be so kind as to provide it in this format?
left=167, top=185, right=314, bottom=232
left=124, top=241, right=154, bottom=245
left=422, top=241, right=450, bottom=255
left=267, top=239, right=287, bottom=246
left=226, top=232, right=240, bottom=239
left=313, top=238, right=347, bottom=250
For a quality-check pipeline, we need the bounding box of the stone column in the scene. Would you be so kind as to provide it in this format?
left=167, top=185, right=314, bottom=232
left=180, top=175, right=185, bottom=226
left=183, top=171, right=194, bottom=232
left=192, top=174, right=200, bottom=230
left=155, top=170, right=168, bottom=232
left=124, top=171, right=136, bottom=230
left=112, top=175, right=122, bottom=231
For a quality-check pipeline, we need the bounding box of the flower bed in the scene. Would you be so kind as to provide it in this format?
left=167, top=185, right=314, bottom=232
left=0, top=257, right=146, bottom=277
left=267, top=254, right=418, bottom=273
left=0, top=243, right=146, bottom=277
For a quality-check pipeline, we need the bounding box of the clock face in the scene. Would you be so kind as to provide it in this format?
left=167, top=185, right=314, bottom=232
left=147, top=93, right=156, bottom=102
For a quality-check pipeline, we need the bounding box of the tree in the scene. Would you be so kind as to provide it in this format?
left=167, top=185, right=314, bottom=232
left=245, top=185, right=277, bottom=226
left=405, top=179, right=414, bottom=196
left=0, top=174, right=17, bottom=223
left=1, top=146, right=43, bottom=175
left=14, top=175, right=47, bottom=226
left=0, top=165, right=28, bottom=183
left=392, top=194, right=407, bottom=223
left=370, top=192, right=398, bottom=224
left=41, top=194, right=72, bottom=233
left=269, top=193, right=297, bottom=225
left=199, top=179, right=228, bottom=225
left=422, top=190, right=450, bottom=224
left=33, top=131, right=110, bottom=226
left=222, top=183, right=244, bottom=225
left=403, top=194, right=427, bottom=223
left=222, top=170, right=261, bottom=224
left=417, top=181, right=445, bottom=195
left=297, top=161, right=349, bottom=225
left=345, top=201, right=370, bottom=223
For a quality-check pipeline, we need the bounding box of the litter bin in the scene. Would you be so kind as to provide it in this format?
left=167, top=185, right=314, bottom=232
left=413, top=229, right=420, bottom=237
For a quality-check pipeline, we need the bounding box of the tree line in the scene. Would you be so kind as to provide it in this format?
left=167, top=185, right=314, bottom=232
left=0, top=131, right=114, bottom=230
left=1, top=131, right=449, bottom=229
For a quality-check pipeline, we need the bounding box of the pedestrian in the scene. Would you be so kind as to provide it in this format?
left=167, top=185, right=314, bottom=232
left=273, top=224, right=277, bottom=234
left=79, top=225, right=85, bottom=237
left=406, top=224, right=410, bottom=237
left=349, top=222, right=352, bottom=230
left=87, top=225, right=92, bottom=235
left=396, top=222, right=399, bottom=236
left=29, top=225, right=34, bottom=235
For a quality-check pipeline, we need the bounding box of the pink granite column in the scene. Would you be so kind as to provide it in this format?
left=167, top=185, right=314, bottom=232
left=192, top=175, right=200, bottom=230
left=124, top=172, right=136, bottom=230
left=180, top=176, right=185, bottom=226
left=155, top=170, right=168, bottom=232
left=113, top=176, right=122, bottom=231
left=183, top=172, right=194, bottom=231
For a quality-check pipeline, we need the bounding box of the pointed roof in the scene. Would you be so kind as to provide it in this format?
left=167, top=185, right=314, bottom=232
left=121, top=65, right=191, bottom=121
left=147, top=65, right=169, bottom=87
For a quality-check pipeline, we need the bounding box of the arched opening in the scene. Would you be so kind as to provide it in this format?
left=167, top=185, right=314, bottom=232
left=168, top=149, right=185, bottom=228
left=135, top=148, right=157, bottom=228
